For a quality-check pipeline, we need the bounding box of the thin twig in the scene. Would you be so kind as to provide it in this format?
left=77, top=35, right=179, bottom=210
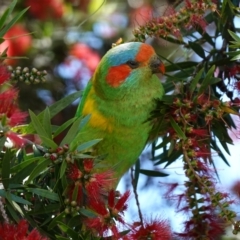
left=130, top=167, right=144, bottom=226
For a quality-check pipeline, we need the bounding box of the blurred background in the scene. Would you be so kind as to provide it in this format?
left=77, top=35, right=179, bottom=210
left=0, top=0, right=240, bottom=238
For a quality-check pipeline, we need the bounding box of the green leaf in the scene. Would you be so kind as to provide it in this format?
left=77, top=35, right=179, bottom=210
left=26, top=188, right=59, bottom=201
left=210, top=139, right=230, bottom=166
left=2, top=149, right=13, bottom=189
left=0, top=8, right=10, bottom=30
left=11, top=156, right=44, bottom=173
left=189, top=68, right=204, bottom=93
left=61, top=117, right=83, bottom=146
left=154, top=137, right=171, bottom=150
left=0, top=7, right=29, bottom=38
left=38, top=135, right=58, bottom=149
left=29, top=203, right=60, bottom=215
left=0, top=136, right=6, bottom=149
left=78, top=114, right=91, bottom=130
left=43, top=107, right=52, bottom=139
left=48, top=211, right=65, bottom=229
left=60, top=160, right=67, bottom=179
left=10, top=162, right=37, bottom=184
left=57, top=222, right=79, bottom=239
left=25, top=158, right=51, bottom=184
left=169, top=117, right=186, bottom=140
left=55, top=236, right=69, bottom=240
left=134, top=158, right=140, bottom=188
left=198, top=65, right=216, bottom=94
left=79, top=208, right=98, bottom=218
left=25, top=91, right=82, bottom=134
left=6, top=202, right=20, bottom=222
left=29, top=110, right=50, bottom=140
left=53, top=117, right=76, bottom=138
left=228, top=30, right=240, bottom=42
left=188, top=41, right=205, bottom=58
left=168, top=140, right=175, bottom=156
left=5, top=192, right=24, bottom=216
left=139, top=169, right=169, bottom=177
left=77, top=139, right=102, bottom=152
left=9, top=193, right=32, bottom=205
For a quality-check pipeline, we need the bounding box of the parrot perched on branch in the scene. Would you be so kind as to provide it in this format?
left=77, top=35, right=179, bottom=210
left=75, top=42, right=165, bottom=185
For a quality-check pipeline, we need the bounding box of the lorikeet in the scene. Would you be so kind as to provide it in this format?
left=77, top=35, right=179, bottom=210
left=75, top=42, right=165, bottom=185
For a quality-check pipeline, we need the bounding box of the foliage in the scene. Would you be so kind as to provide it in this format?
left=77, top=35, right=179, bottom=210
left=0, top=0, right=240, bottom=239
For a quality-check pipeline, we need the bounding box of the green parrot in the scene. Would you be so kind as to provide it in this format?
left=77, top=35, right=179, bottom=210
left=75, top=42, right=165, bottom=185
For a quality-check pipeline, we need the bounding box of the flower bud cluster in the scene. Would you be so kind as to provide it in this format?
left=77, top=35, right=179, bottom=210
left=133, top=0, right=217, bottom=41
left=44, top=144, right=70, bottom=163
left=8, top=66, right=47, bottom=84
left=159, top=85, right=239, bottom=237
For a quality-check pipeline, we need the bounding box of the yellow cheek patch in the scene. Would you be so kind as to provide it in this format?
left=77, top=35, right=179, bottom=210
left=82, top=94, right=113, bottom=132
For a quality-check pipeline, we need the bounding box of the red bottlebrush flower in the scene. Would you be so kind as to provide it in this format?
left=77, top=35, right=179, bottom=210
left=231, top=180, right=240, bottom=198
left=25, top=0, right=64, bottom=20
left=189, top=14, right=207, bottom=31
left=128, top=217, right=172, bottom=240
left=86, top=190, right=130, bottom=238
left=83, top=158, right=94, bottom=172
left=189, top=128, right=208, bottom=137
left=0, top=65, right=10, bottom=85
left=86, top=170, right=115, bottom=198
left=0, top=24, right=32, bottom=65
left=68, top=162, right=82, bottom=180
left=5, top=131, right=26, bottom=148
left=8, top=110, right=28, bottom=127
left=108, top=189, right=130, bottom=213
left=0, top=219, right=47, bottom=240
left=176, top=215, right=225, bottom=239
left=185, top=0, right=193, bottom=9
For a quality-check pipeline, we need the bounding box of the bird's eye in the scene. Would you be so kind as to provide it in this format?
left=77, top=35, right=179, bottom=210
left=126, top=60, right=139, bottom=69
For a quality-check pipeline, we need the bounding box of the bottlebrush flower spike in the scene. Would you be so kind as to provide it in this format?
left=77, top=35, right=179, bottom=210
left=86, top=170, right=115, bottom=198
left=68, top=162, right=82, bottom=180
left=0, top=219, right=47, bottom=240
left=86, top=190, right=130, bottom=238
left=5, top=131, right=26, bottom=148
left=128, top=217, right=172, bottom=240
left=0, top=64, right=10, bottom=84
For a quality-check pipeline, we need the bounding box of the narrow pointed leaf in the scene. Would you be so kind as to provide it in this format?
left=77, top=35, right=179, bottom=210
left=2, top=149, right=13, bottom=189
left=77, top=139, right=102, bottom=152
left=25, top=158, right=51, bottom=184
left=189, top=68, right=204, bottom=93
left=170, top=117, right=186, bottom=140
left=188, top=41, right=205, bottom=58
left=198, top=65, right=215, bottom=94
left=48, top=211, right=65, bottom=229
left=0, top=7, right=29, bottom=38
left=139, top=169, right=169, bottom=177
left=29, top=109, right=49, bottom=139
left=25, top=91, right=82, bottom=134
left=27, top=188, right=59, bottom=201
left=60, top=160, right=67, bottom=179
left=61, top=117, right=82, bottom=146
left=53, top=117, right=76, bottom=138
left=43, top=107, right=52, bottom=139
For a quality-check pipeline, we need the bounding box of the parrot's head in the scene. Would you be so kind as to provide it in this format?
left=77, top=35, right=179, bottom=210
left=93, top=42, right=165, bottom=100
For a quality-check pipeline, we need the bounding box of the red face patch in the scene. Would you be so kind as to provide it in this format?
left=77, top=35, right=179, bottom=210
left=135, top=44, right=155, bottom=63
left=106, top=64, right=131, bottom=87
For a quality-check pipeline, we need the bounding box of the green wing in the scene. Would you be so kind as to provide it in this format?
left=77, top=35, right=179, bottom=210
left=75, top=79, right=93, bottom=117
